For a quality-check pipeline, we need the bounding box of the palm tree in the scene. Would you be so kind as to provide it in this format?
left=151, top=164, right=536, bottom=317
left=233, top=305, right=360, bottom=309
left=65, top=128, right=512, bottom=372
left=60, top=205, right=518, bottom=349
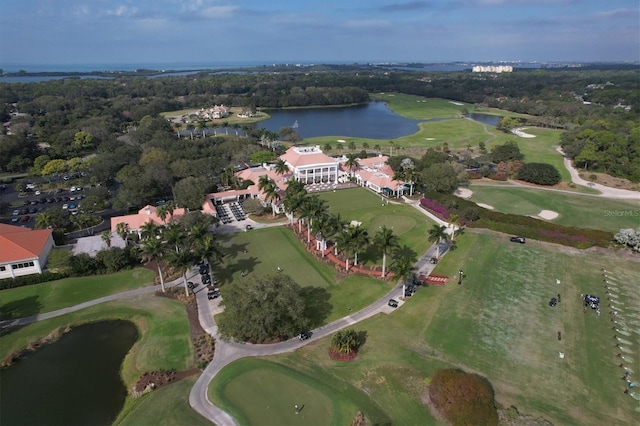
left=348, top=140, right=357, bottom=152
left=195, top=234, right=224, bottom=278
left=404, top=167, right=416, bottom=197
left=258, top=176, right=280, bottom=216
left=274, top=158, right=290, bottom=176
left=35, top=211, right=54, bottom=229
left=349, top=225, right=369, bottom=266
left=335, top=229, right=354, bottom=270
left=389, top=140, right=396, bottom=156
left=141, top=238, right=168, bottom=292
left=101, top=230, right=112, bottom=248
left=189, top=223, right=209, bottom=244
left=299, top=195, right=328, bottom=243
left=374, top=226, right=400, bottom=278
left=156, top=205, right=169, bottom=224
left=164, top=223, right=186, bottom=253
left=344, top=153, right=360, bottom=178
left=331, top=329, right=359, bottom=355
left=373, top=143, right=381, bottom=153
left=427, top=224, right=448, bottom=244
left=166, top=249, right=195, bottom=297
left=116, top=222, right=130, bottom=245
left=283, top=190, right=307, bottom=226
left=139, top=221, right=159, bottom=242
left=362, top=142, right=370, bottom=151
left=389, top=245, right=417, bottom=284
left=222, top=121, right=229, bottom=135
left=232, top=123, right=240, bottom=136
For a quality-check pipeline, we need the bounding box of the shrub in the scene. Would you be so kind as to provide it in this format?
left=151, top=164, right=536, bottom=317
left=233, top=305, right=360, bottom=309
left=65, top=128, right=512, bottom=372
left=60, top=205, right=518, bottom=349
left=429, top=368, right=499, bottom=426
left=0, top=271, right=69, bottom=290
left=69, top=253, right=105, bottom=276
left=517, top=163, right=561, bottom=185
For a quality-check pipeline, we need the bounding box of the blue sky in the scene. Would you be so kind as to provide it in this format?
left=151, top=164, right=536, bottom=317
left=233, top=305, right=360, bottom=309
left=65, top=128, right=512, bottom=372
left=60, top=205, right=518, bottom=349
left=0, top=0, right=638, bottom=68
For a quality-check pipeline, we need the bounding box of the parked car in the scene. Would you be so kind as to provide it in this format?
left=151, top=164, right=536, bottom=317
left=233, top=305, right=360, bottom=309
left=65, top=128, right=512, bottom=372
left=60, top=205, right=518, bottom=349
left=510, top=236, right=526, bottom=244
left=62, top=204, right=69, bottom=210
left=187, top=281, right=198, bottom=289
left=299, top=331, right=312, bottom=340
left=201, top=274, right=211, bottom=285
left=199, top=264, right=209, bottom=275
left=207, top=289, right=220, bottom=300
left=12, top=209, right=20, bottom=216
left=388, top=299, right=399, bottom=308
left=549, top=297, right=558, bottom=307
left=245, top=224, right=253, bottom=231
left=21, top=215, right=30, bottom=222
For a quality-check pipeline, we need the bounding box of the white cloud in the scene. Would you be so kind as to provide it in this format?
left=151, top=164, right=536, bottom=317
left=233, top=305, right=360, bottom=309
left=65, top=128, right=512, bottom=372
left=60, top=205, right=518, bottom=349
left=105, top=5, right=139, bottom=17
left=200, top=5, right=238, bottom=18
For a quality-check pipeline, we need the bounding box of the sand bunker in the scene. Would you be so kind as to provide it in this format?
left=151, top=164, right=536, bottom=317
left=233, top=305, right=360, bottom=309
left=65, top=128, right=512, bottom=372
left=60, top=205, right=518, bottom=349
left=449, top=101, right=465, bottom=106
left=477, top=203, right=495, bottom=210
left=537, top=210, right=559, bottom=220
left=425, top=137, right=436, bottom=140
left=512, top=127, right=536, bottom=138
left=455, top=188, right=473, bottom=198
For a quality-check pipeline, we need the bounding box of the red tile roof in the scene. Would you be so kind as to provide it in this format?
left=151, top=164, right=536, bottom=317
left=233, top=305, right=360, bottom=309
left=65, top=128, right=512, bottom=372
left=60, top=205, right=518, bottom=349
left=0, top=224, right=53, bottom=263
left=110, top=205, right=186, bottom=233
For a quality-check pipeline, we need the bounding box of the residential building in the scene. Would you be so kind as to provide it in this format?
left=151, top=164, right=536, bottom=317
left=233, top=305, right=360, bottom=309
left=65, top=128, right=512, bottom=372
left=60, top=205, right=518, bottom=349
left=0, top=224, right=55, bottom=279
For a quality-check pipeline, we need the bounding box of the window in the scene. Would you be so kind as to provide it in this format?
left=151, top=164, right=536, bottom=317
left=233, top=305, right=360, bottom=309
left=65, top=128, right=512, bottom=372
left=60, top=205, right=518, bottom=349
left=11, top=262, right=35, bottom=270
left=0, top=266, right=5, bottom=271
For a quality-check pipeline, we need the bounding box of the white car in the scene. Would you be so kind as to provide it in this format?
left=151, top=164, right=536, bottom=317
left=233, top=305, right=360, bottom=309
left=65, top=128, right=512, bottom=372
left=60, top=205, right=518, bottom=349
left=70, top=186, right=77, bottom=192
left=62, top=203, right=69, bottom=210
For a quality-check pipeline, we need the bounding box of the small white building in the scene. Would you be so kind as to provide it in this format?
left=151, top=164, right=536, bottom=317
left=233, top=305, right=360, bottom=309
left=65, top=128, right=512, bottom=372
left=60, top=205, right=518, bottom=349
left=0, top=224, right=55, bottom=279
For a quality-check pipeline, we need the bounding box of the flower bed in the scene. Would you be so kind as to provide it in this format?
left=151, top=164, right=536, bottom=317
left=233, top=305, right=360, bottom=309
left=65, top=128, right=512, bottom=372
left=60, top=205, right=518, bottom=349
left=329, top=349, right=358, bottom=361
left=420, top=198, right=450, bottom=220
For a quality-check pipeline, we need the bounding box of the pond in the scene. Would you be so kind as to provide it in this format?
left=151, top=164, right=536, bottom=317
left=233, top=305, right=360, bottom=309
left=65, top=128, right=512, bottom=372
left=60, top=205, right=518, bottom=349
left=466, top=112, right=502, bottom=127
left=0, top=320, right=138, bottom=426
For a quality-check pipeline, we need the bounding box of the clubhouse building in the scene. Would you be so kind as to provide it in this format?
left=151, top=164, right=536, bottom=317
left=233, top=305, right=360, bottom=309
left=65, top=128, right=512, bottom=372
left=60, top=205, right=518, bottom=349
left=0, top=224, right=55, bottom=279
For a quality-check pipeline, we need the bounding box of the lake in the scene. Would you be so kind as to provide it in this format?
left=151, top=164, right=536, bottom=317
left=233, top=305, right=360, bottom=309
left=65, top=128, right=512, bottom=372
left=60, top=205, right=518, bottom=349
left=260, top=101, right=425, bottom=139
left=0, top=320, right=138, bottom=425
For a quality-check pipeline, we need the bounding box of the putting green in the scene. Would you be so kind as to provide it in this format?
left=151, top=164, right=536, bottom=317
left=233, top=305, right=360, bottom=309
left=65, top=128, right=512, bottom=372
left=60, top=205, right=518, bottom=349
left=211, top=358, right=364, bottom=425
left=368, top=215, right=416, bottom=237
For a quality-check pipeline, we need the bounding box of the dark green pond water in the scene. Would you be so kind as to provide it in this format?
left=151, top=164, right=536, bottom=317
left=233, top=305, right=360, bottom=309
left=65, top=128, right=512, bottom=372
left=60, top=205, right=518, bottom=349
left=0, top=320, right=138, bottom=425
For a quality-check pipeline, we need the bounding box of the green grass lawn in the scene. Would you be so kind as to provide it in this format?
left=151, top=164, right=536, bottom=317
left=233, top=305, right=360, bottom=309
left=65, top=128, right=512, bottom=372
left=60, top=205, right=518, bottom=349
left=0, top=268, right=156, bottom=321
left=212, top=230, right=640, bottom=425
left=115, top=375, right=210, bottom=426
left=468, top=185, right=640, bottom=232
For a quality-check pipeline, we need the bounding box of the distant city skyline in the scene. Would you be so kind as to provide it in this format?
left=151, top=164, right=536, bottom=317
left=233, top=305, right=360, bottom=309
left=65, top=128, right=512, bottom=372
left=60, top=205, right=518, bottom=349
left=1, top=0, right=638, bottom=67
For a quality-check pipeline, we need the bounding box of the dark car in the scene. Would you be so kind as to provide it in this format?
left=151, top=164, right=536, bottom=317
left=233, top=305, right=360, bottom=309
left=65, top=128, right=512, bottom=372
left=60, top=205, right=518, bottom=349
left=207, top=289, right=220, bottom=300
left=549, top=297, right=558, bottom=307
left=201, top=274, right=211, bottom=285
left=187, top=281, right=198, bottom=289
left=388, top=299, right=399, bottom=308
left=245, top=224, right=253, bottom=230
left=21, top=215, right=31, bottom=222
left=299, top=331, right=312, bottom=341
left=510, top=236, right=526, bottom=244
left=199, top=264, right=209, bottom=275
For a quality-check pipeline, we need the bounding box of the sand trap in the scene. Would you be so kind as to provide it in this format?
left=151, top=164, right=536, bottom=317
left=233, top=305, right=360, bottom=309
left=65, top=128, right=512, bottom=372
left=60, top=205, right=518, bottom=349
left=425, top=137, right=436, bottom=140
left=449, top=101, right=465, bottom=106
left=455, top=188, right=473, bottom=198
left=477, top=203, right=494, bottom=210
left=512, top=127, right=536, bottom=138
left=538, top=210, right=559, bottom=220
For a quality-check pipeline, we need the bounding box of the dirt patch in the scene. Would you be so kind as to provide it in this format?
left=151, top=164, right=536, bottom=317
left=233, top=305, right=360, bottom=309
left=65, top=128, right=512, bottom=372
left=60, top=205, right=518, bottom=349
left=578, top=171, right=640, bottom=191
left=329, top=349, right=358, bottom=361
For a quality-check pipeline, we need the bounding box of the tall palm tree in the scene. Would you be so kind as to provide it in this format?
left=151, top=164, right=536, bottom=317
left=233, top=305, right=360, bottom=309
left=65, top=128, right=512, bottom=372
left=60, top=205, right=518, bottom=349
left=164, top=223, right=186, bottom=253
left=195, top=235, right=224, bottom=277
left=374, top=225, right=400, bottom=278
left=189, top=223, right=209, bottom=244
left=404, top=167, right=416, bottom=196
left=427, top=224, right=448, bottom=244
left=274, top=158, right=290, bottom=176
left=283, top=190, right=307, bottom=226
left=222, top=121, right=229, bottom=135
left=156, top=205, right=169, bottom=224
left=349, top=225, right=369, bottom=266
left=335, top=229, right=355, bottom=270
left=166, top=249, right=195, bottom=297
left=141, top=238, right=168, bottom=292
left=299, top=195, right=328, bottom=243
left=348, top=141, right=357, bottom=152
left=327, top=213, right=347, bottom=255
left=389, top=245, right=417, bottom=284
left=344, top=153, right=360, bottom=177
left=116, top=222, right=130, bottom=245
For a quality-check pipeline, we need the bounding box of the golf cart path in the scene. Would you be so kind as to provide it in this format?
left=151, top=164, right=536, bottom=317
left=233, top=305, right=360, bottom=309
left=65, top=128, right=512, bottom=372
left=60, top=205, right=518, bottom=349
left=556, top=147, right=639, bottom=200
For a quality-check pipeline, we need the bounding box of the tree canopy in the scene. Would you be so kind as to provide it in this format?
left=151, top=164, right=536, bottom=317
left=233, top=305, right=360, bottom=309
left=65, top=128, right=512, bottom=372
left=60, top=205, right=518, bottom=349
left=217, top=273, right=309, bottom=342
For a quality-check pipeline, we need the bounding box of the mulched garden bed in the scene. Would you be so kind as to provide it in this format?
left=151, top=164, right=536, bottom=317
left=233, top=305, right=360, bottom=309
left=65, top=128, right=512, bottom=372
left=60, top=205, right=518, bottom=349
left=329, top=349, right=358, bottom=361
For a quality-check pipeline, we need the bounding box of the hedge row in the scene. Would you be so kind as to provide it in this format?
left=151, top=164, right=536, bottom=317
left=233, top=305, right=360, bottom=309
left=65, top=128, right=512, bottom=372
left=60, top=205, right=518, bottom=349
left=422, top=193, right=612, bottom=249
left=0, top=271, right=70, bottom=291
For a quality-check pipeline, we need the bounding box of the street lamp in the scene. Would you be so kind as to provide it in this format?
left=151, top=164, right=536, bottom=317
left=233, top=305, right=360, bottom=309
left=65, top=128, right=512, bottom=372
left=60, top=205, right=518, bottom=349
left=458, top=269, right=464, bottom=285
